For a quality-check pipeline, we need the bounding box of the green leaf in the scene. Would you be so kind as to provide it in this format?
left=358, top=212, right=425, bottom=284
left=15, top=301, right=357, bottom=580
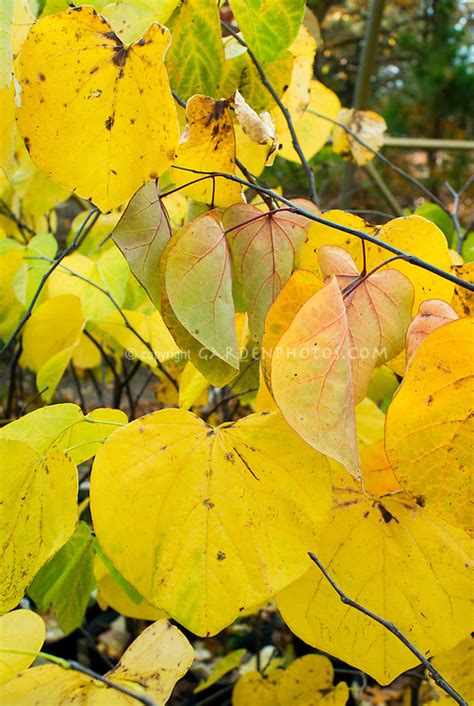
left=240, top=49, right=293, bottom=112
left=112, top=181, right=172, bottom=311
left=166, top=0, right=225, bottom=100
left=230, top=0, right=305, bottom=63
left=28, top=522, right=96, bottom=635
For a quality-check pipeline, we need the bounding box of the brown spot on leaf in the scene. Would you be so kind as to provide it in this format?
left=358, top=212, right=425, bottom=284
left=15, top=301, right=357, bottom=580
left=105, top=115, right=115, bottom=131
left=217, top=551, right=226, bottom=561
left=112, top=46, right=129, bottom=67
left=426, top=395, right=433, bottom=406
left=377, top=502, right=397, bottom=524
left=415, top=495, right=425, bottom=507
left=203, top=498, right=215, bottom=509
left=38, top=72, right=46, bottom=81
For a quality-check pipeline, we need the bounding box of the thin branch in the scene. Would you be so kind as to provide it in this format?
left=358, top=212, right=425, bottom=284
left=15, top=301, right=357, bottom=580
left=308, top=552, right=468, bottom=706
left=444, top=175, right=474, bottom=254
left=170, top=166, right=474, bottom=292
left=221, top=20, right=319, bottom=206
left=308, top=109, right=449, bottom=214
left=0, top=208, right=100, bottom=355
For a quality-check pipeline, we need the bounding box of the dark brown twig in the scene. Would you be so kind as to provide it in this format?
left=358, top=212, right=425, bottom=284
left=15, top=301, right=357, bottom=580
left=308, top=552, right=468, bottom=706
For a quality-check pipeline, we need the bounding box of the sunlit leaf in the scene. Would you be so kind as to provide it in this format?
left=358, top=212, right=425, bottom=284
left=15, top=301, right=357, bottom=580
left=0, top=610, right=45, bottom=684
left=0, top=619, right=194, bottom=704
left=451, top=263, right=474, bottom=318
left=277, top=452, right=473, bottom=684
left=91, top=409, right=332, bottom=635
left=16, top=7, right=179, bottom=212
left=171, top=95, right=243, bottom=207
left=386, top=317, right=474, bottom=536
left=0, top=438, right=77, bottom=613
left=233, top=654, right=349, bottom=706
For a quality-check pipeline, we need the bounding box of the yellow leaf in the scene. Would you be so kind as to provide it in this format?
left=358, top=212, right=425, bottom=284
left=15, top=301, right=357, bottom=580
left=0, top=619, right=194, bottom=704
left=0, top=242, right=23, bottom=338
left=275, top=80, right=341, bottom=162
left=332, top=108, right=387, bottom=165
left=20, top=294, right=84, bottom=400
left=1, top=402, right=126, bottom=464
left=270, top=277, right=360, bottom=479
left=355, top=397, right=385, bottom=448
left=277, top=451, right=473, bottom=684
left=171, top=95, right=243, bottom=208
left=232, top=654, right=349, bottom=706
left=0, top=610, right=45, bottom=683
left=16, top=7, right=179, bottom=212
left=0, top=439, right=77, bottom=613
left=71, top=332, right=102, bottom=369
left=90, top=409, right=332, bottom=635
left=178, top=362, right=208, bottom=409
left=385, top=317, right=474, bottom=536
left=431, top=635, right=473, bottom=704
left=0, top=83, right=15, bottom=177
left=451, top=263, right=474, bottom=318
left=298, top=212, right=454, bottom=315
left=94, top=556, right=166, bottom=621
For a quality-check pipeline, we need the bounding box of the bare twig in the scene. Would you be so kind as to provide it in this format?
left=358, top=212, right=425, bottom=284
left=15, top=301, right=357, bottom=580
left=221, top=20, right=319, bottom=206
left=308, top=552, right=468, bottom=706
left=444, top=175, right=474, bottom=253
left=309, top=109, right=450, bottom=214
left=170, top=166, right=474, bottom=292
left=0, top=208, right=100, bottom=355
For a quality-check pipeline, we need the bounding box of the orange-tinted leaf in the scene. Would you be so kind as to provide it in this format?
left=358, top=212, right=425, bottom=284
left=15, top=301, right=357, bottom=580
left=406, top=299, right=458, bottom=365
left=319, top=245, right=414, bottom=402
left=270, top=277, right=359, bottom=478
left=261, top=268, right=323, bottom=390
left=223, top=205, right=309, bottom=341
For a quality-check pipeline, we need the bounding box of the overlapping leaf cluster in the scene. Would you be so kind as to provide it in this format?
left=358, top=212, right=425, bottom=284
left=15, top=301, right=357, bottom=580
left=0, top=0, right=472, bottom=704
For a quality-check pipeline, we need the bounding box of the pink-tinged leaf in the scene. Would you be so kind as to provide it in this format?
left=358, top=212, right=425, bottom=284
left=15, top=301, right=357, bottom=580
left=406, top=299, right=458, bottom=365
left=261, top=269, right=324, bottom=390
left=113, top=181, right=171, bottom=310
left=223, top=204, right=309, bottom=341
left=319, top=246, right=414, bottom=403
left=161, top=210, right=239, bottom=378
left=270, top=276, right=360, bottom=479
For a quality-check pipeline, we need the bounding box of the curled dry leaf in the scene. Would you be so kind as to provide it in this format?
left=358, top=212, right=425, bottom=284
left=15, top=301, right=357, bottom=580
left=90, top=409, right=332, bottom=635
left=16, top=7, right=179, bottom=212
left=385, top=317, right=474, bottom=536
left=332, top=108, right=387, bottom=165
left=112, top=181, right=172, bottom=311
left=223, top=204, right=310, bottom=342
left=233, top=91, right=278, bottom=165
left=405, top=299, right=458, bottom=365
